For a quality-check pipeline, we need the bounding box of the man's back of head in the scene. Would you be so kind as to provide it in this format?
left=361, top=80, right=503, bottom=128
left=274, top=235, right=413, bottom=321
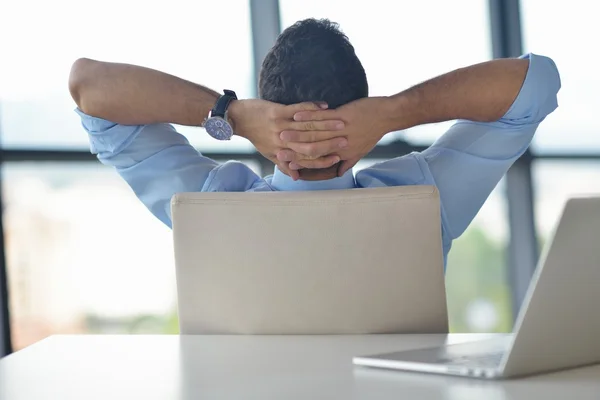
left=259, top=19, right=368, bottom=179
left=259, top=18, right=368, bottom=112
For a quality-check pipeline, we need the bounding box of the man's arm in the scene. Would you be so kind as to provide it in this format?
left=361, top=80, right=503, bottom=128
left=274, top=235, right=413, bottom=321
left=277, top=57, right=532, bottom=173
left=68, top=58, right=346, bottom=176
left=68, top=59, right=349, bottom=226
left=291, top=54, right=560, bottom=248
left=69, top=58, right=219, bottom=126
left=384, top=57, right=530, bottom=129
left=416, top=54, right=560, bottom=240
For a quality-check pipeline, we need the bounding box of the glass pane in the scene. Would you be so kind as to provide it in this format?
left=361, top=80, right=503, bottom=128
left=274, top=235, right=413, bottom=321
left=445, top=182, right=511, bottom=333
left=3, top=160, right=261, bottom=350
left=279, top=0, right=492, bottom=145
left=533, top=161, right=600, bottom=246
left=5, top=157, right=508, bottom=346
left=0, top=0, right=254, bottom=152
left=522, top=0, right=600, bottom=153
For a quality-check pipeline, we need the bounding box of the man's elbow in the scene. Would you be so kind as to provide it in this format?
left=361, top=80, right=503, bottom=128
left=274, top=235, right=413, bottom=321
left=68, top=57, right=95, bottom=111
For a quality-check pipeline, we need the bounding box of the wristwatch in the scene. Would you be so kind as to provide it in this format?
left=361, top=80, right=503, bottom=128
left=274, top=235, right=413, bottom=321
left=203, top=89, right=238, bottom=140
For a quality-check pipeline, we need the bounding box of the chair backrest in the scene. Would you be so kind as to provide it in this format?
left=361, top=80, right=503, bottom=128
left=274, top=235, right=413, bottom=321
left=172, top=185, right=448, bottom=334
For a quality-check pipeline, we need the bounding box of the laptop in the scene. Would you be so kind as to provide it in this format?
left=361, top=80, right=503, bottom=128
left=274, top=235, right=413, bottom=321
left=171, top=185, right=448, bottom=335
left=354, top=196, right=600, bottom=379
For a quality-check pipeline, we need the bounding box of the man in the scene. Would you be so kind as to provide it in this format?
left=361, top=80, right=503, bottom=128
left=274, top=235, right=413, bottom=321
left=69, top=18, right=560, bottom=266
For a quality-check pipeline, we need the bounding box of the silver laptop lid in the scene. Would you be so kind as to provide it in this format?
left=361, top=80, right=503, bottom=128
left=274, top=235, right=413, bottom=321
left=502, top=196, right=600, bottom=377
left=171, top=185, right=448, bottom=334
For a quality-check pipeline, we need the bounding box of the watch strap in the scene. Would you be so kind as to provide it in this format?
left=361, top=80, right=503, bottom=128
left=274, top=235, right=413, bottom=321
left=211, top=90, right=238, bottom=118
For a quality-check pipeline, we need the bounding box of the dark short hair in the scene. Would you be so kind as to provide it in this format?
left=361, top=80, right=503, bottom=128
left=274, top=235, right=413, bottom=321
left=259, top=18, right=368, bottom=109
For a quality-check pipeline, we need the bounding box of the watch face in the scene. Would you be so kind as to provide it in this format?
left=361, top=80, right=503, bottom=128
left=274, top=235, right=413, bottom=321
left=204, top=117, right=233, bottom=140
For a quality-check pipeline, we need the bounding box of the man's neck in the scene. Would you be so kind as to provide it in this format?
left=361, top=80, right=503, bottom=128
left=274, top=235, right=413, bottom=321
left=270, top=166, right=355, bottom=191
left=297, top=165, right=339, bottom=181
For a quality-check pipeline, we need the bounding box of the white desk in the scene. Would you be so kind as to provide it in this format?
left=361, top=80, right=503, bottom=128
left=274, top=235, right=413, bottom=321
left=1, top=334, right=599, bottom=399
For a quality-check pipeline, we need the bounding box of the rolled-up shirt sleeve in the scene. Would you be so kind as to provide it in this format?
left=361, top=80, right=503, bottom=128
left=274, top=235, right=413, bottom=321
left=75, top=109, right=260, bottom=227
left=421, top=53, right=561, bottom=240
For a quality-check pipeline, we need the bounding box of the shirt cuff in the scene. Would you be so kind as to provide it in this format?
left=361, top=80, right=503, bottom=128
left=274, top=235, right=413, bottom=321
left=500, top=53, right=561, bottom=125
left=75, top=108, right=143, bottom=155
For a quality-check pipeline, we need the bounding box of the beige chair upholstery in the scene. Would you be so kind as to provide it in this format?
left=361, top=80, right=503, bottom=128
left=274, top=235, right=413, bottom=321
left=171, top=185, right=448, bottom=334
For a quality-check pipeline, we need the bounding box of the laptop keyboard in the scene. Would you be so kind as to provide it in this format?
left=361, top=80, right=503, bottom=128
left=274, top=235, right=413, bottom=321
left=439, top=352, right=504, bottom=368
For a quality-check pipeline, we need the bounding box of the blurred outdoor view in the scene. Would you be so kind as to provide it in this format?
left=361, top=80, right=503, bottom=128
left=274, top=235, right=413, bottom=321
left=1, top=0, right=599, bottom=350
left=2, top=162, right=509, bottom=350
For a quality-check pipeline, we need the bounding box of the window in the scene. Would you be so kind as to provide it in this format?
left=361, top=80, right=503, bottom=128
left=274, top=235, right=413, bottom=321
left=533, top=161, right=600, bottom=246
left=3, top=160, right=260, bottom=350
left=445, top=184, right=510, bottom=333
left=0, top=0, right=259, bottom=350
left=521, top=0, right=600, bottom=153
left=3, top=163, right=176, bottom=349
left=2, top=0, right=511, bottom=347
left=279, top=0, right=492, bottom=145
left=0, top=0, right=255, bottom=152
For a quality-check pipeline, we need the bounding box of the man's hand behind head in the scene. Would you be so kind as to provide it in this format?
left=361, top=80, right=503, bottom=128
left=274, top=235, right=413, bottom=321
left=228, top=99, right=346, bottom=180
left=276, top=97, right=394, bottom=176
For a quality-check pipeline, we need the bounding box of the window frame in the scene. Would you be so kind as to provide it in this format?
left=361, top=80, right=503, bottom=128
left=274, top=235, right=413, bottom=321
left=1, top=0, right=589, bottom=356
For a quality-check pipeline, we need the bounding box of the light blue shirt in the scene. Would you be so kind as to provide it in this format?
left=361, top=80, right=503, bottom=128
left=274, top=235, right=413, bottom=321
left=76, top=53, right=560, bottom=267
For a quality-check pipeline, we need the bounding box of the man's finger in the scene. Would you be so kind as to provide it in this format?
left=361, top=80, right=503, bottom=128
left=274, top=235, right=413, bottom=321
left=277, top=149, right=321, bottom=162
left=290, top=155, right=341, bottom=170
left=337, top=158, right=360, bottom=176
left=284, top=101, right=329, bottom=115
left=293, top=109, right=339, bottom=122
left=274, top=160, right=300, bottom=180
left=287, top=137, right=348, bottom=158
left=277, top=148, right=332, bottom=162
left=276, top=149, right=296, bottom=162
left=280, top=129, right=346, bottom=143
left=285, top=119, right=345, bottom=132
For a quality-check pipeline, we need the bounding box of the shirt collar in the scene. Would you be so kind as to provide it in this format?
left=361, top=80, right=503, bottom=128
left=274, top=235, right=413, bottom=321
left=270, top=166, right=356, bottom=191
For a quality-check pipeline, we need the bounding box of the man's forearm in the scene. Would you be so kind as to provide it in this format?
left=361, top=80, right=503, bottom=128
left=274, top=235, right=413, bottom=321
left=68, top=58, right=219, bottom=126
left=383, top=58, right=530, bottom=131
